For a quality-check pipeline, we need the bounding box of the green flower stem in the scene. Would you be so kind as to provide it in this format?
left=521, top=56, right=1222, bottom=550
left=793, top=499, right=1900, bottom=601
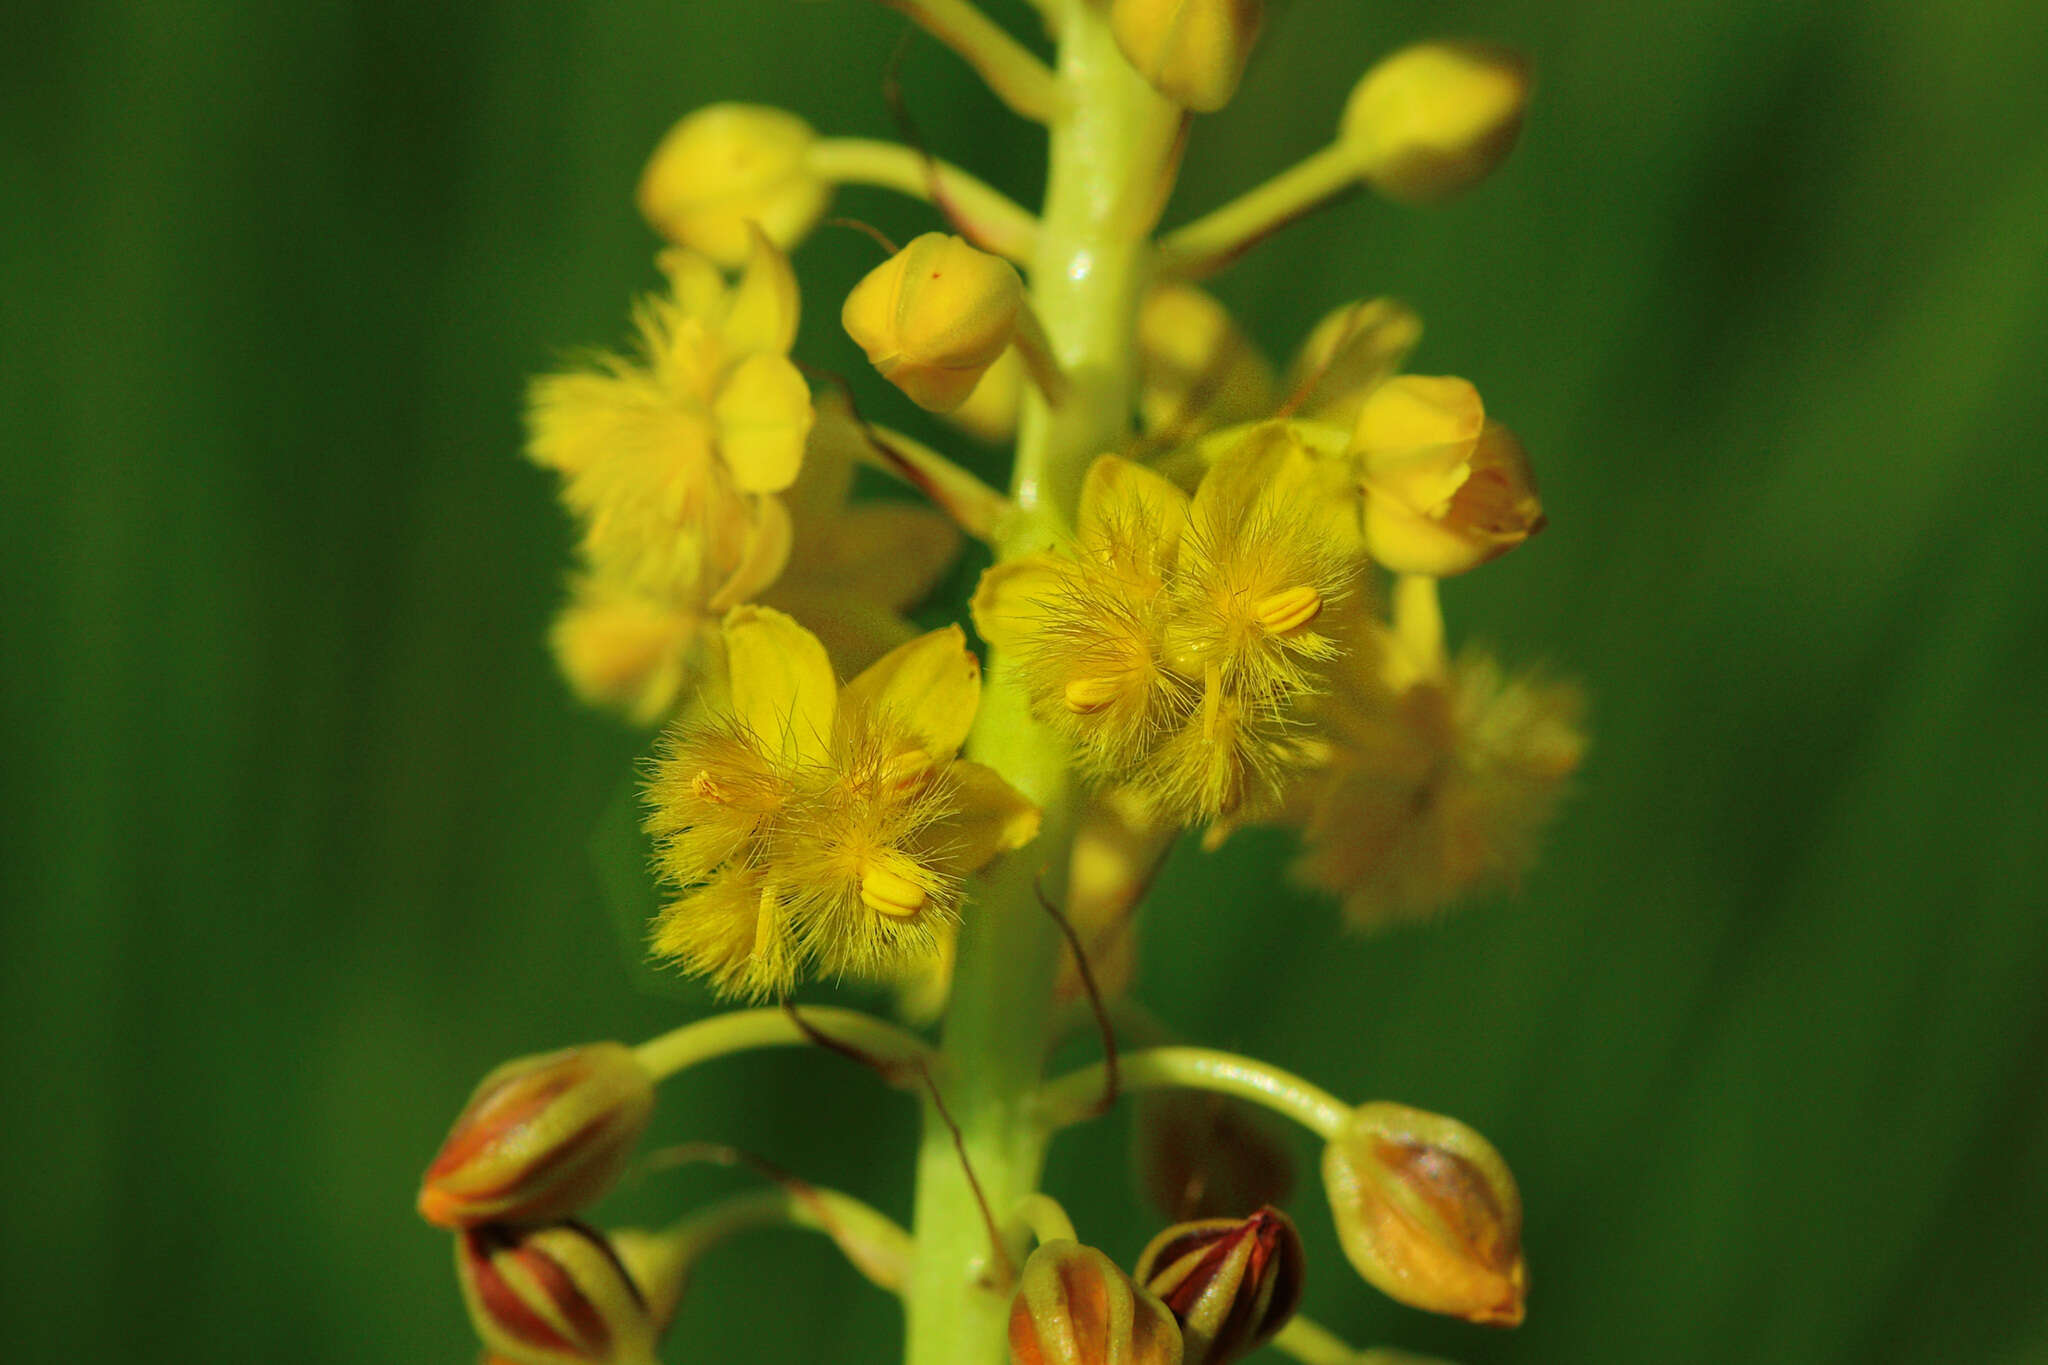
left=877, top=0, right=1062, bottom=123
left=1012, top=1191, right=1079, bottom=1246
left=1273, top=1316, right=1459, bottom=1365
left=903, top=4, right=1182, bottom=1364
left=1155, top=141, right=1366, bottom=279
left=805, top=138, right=1040, bottom=261
left=657, top=1185, right=915, bottom=1294
left=1034, top=1045, right=1352, bottom=1140
left=631, top=1006, right=934, bottom=1082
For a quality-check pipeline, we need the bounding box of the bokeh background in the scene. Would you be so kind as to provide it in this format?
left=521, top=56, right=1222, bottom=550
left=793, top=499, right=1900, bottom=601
left=8, top=1, right=2048, bottom=1361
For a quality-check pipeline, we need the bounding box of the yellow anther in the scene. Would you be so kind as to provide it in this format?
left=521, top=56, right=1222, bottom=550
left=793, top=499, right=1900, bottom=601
left=859, top=861, right=930, bottom=919
left=1064, top=675, right=1125, bottom=715
left=1253, top=585, right=1324, bottom=635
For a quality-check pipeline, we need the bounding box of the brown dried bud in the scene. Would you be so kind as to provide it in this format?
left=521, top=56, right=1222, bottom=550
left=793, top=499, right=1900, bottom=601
left=1010, top=1239, right=1185, bottom=1365
left=1132, top=1089, right=1294, bottom=1224
left=1134, top=1208, right=1305, bottom=1365
left=419, top=1042, right=655, bottom=1230
left=456, top=1222, right=660, bottom=1365
left=1321, top=1101, right=1527, bottom=1326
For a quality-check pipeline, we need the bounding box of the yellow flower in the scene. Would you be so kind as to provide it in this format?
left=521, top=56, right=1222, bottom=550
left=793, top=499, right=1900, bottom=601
left=528, top=230, right=813, bottom=602
left=636, top=104, right=831, bottom=266
left=977, top=434, right=1367, bottom=826
left=1349, top=375, right=1544, bottom=576
left=645, top=608, right=1039, bottom=1000
left=1291, top=642, right=1584, bottom=928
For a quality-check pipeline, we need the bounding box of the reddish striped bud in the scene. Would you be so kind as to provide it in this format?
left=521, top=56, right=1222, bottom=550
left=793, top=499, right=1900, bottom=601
left=1322, top=1102, right=1527, bottom=1326
left=1009, top=1240, right=1185, bottom=1365
left=420, top=1043, right=655, bottom=1229
left=456, top=1222, right=660, bottom=1365
left=1135, top=1208, right=1304, bottom=1365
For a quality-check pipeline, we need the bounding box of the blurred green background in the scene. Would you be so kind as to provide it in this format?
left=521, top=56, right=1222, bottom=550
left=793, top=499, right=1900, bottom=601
left=7, top=1, right=2047, bottom=1361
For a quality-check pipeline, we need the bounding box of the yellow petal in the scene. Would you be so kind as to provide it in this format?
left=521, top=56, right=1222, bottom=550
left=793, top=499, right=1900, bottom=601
left=845, top=624, right=982, bottom=757
left=941, top=760, right=1043, bottom=873
left=785, top=391, right=863, bottom=523
left=1077, top=454, right=1192, bottom=567
left=1288, top=297, right=1423, bottom=426
left=969, top=554, right=1064, bottom=654
left=1351, top=375, right=1485, bottom=515
left=714, top=353, right=813, bottom=492
left=721, top=604, right=837, bottom=764
left=707, top=494, right=792, bottom=612
left=655, top=247, right=729, bottom=325
left=720, top=225, right=801, bottom=358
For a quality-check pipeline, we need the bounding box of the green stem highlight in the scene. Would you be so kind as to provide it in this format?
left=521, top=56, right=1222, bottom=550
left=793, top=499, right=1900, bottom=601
left=1034, top=1045, right=1351, bottom=1140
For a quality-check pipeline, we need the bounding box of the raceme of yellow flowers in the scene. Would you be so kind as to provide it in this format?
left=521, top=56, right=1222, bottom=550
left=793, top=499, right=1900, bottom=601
left=424, top=3, right=1586, bottom=1364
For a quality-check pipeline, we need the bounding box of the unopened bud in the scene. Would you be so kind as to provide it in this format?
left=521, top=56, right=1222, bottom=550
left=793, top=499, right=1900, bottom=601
left=1135, top=1208, right=1305, bottom=1365
left=1321, top=1101, right=1527, bottom=1327
left=1340, top=44, right=1530, bottom=204
left=843, top=232, right=1024, bottom=412
left=1133, top=1090, right=1294, bottom=1224
left=419, top=1043, right=655, bottom=1229
left=1351, top=376, right=1541, bottom=576
left=457, top=1222, right=660, bottom=1365
left=1010, top=1240, right=1185, bottom=1365
left=1110, top=0, right=1266, bottom=113
left=637, top=104, right=831, bottom=266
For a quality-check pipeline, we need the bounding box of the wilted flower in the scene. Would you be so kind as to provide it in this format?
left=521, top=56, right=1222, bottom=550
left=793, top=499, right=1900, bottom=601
left=1322, top=1101, right=1527, bottom=1326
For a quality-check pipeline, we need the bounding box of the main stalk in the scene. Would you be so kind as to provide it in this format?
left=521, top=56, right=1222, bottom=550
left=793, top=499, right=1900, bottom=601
left=902, top=6, right=1181, bottom=1364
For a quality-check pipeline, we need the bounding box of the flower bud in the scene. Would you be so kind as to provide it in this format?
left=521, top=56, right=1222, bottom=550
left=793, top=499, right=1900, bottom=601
left=1132, top=1089, right=1294, bottom=1224
left=1134, top=1208, right=1305, bottom=1365
left=1340, top=44, right=1530, bottom=204
left=842, top=232, right=1025, bottom=412
left=1010, top=1240, right=1185, bottom=1365
left=419, top=1042, right=655, bottom=1230
left=1321, top=1101, right=1527, bottom=1326
left=637, top=104, right=831, bottom=267
left=1351, top=376, right=1542, bottom=577
left=1110, top=0, right=1265, bottom=113
left=457, top=1222, right=660, bottom=1365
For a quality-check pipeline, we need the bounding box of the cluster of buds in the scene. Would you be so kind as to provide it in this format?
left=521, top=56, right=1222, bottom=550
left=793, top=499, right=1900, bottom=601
left=419, top=1045, right=688, bottom=1363
left=1010, top=1206, right=1306, bottom=1365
